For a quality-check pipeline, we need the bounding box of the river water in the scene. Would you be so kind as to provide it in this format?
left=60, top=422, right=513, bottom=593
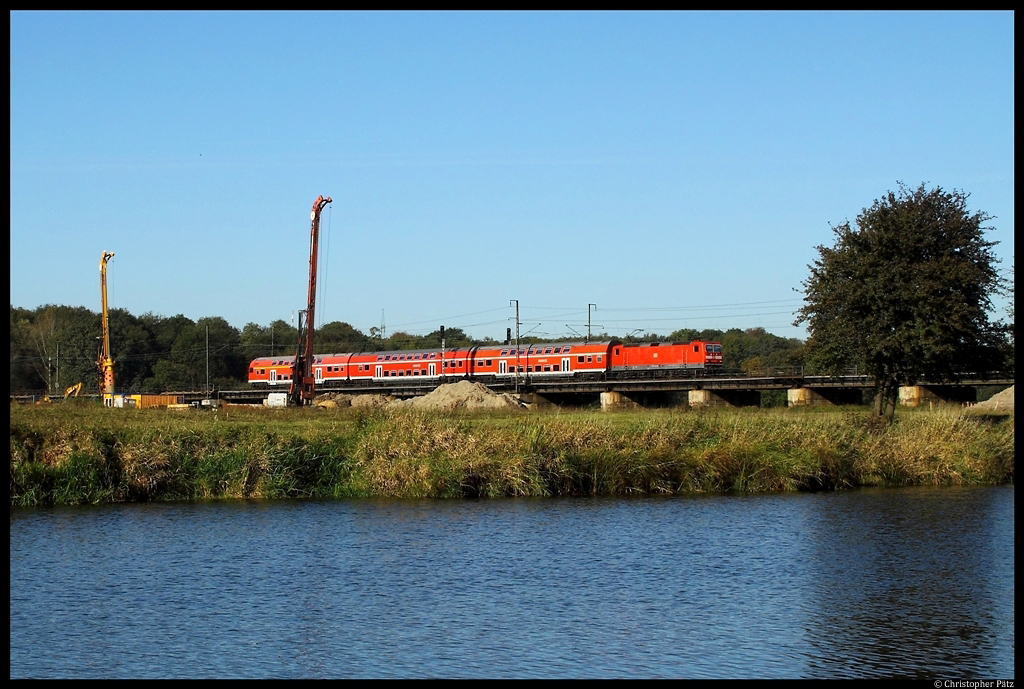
left=10, top=485, right=1014, bottom=679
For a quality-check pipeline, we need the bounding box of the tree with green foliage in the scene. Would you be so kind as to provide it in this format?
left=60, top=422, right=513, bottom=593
left=10, top=306, right=38, bottom=391
left=239, top=319, right=299, bottom=362
left=796, top=183, right=1008, bottom=418
left=107, top=308, right=159, bottom=392
left=666, top=326, right=804, bottom=373
left=314, top=321, right=372, bottom=352
left=9, top=304, right=100, bottom=394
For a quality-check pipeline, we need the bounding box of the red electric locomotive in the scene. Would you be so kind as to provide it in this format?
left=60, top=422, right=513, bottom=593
left=609, top=340, right=722, bottom=378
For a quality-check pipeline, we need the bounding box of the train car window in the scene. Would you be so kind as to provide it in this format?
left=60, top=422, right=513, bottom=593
left=544, top=347, right=552, bottom=354
left=458, top=361, right=463, bottom=368
left=694, top=345, right=699, bottom=353
left=544, top=365, right=551, bottom=372
left=486, top=359, right=492, bottom=366
left=597, top=356, right=603, bottom=362
left=563, top=347, right=571, bottom=353
left=587, top=356, right=593, bottom=363
left=376, top=355, right=383, bottom=361
left=260, top=369, right=265, bottom=374
left=249, top=367, right=253, bottom=373
left=615, top=348, right=621, bottom=355
left=518, top=366, right=524, bottom=373
left=552, top=347, right=561, bottom=354
left=578, top=356, right=585, bottom=363
left=527, top=366, right=533, bottom=372
left=553, top=364, right=559, bottom=371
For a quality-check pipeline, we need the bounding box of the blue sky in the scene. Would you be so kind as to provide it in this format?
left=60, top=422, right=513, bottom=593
left=10, top=11, right=1014, bottom=343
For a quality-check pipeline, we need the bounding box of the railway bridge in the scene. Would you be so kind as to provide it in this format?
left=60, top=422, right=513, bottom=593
left=202, top=371, right=1014, bottom=410
left=13, top=373, right=1012, bottom=410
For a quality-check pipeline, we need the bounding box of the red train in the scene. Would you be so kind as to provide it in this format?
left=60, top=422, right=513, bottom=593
left=248, top=340, right=723, bottom=389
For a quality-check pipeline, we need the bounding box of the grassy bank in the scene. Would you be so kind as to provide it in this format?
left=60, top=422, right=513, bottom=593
left=9, top=403, right=1014, bottom=506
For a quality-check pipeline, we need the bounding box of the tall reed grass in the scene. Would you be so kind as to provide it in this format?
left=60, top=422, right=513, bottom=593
left=9, top=403, right=1013, bottom=505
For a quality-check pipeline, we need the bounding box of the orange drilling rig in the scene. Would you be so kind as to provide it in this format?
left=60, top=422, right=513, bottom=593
left=289, top=195, right=332, bottom=406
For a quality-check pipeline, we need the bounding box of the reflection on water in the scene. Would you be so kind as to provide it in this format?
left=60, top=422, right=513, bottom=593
left=10, top=486, right=1013, bottom=678
left=803, top=487, right=1014, bottom=679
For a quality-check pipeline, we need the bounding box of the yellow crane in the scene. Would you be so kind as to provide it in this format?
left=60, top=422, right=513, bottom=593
left=64, top=382, right=83, bottom=398
left=98, top=251, right=115, bottom=403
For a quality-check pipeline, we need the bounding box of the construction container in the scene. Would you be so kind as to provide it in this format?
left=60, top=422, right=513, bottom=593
left=106, top=394, right=183, bottom=409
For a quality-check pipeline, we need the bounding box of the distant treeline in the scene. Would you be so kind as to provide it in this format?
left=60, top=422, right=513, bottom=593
left=10, top=304, right=805, bottom=394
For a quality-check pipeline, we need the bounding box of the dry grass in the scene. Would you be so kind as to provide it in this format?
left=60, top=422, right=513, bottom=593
left=9, top=401, right=1013, bottom=505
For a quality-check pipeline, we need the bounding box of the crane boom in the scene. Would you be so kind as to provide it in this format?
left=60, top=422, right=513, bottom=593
left=98, top=251, right=115, bottom=400
left=289, top=195, right=332, bottom=406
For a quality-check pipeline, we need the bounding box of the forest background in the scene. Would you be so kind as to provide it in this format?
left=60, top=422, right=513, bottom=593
left=10, top=304, right=806, bottom=397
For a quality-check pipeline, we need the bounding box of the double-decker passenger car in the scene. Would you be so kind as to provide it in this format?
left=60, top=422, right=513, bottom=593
left=248, top=339, right=723, bottom=389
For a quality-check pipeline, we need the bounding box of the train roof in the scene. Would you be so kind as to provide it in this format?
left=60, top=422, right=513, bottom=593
left=618, top=340, right=721, bottom=347
left=250, top=340, right=622, bottom=364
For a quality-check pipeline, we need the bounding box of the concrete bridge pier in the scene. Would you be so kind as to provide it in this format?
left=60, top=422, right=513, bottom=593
left=688, top=389, right=760, bottom=409
left=600, top=391, right=639, bottom=411
left=898, top=385, right=976, bottom=408
left=788, top=387, right=864, bottom=407
left=600, top=391, right=688, bottom=411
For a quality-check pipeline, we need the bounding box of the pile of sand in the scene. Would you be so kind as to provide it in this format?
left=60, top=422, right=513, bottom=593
left=313, top=393, right=357, bottom=408
left=388, top=380, right=524, bottom=411
left=973, top=385, right=1014, bottom=411
left=310, top=382, right=521, bottom=411
left=313, top=392, right=393, bottom=408
left=350, top=394, right=394, bottom=408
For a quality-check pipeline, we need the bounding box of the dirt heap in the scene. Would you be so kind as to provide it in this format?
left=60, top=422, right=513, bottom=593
left=313, top=393, right=355, bottom=409
left=389, top=380, right=525, bottom=411
left=350, top=394, right=394, bottom=408
left=973, top=386, right=1014, bottom=411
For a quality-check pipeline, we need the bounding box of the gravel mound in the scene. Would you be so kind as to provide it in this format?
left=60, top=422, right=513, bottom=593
left=973, top=386, right=1014, bottom=411
left=389, top=380, right=525, bottom=411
